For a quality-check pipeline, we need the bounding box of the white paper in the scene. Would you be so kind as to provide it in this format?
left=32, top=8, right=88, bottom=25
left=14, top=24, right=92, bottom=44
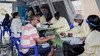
left=41, top=43, right=50, bottom=48
left=61, top=37, right=83, bottom=45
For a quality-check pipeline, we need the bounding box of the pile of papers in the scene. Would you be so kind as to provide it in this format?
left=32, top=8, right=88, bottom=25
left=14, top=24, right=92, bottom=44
left=61, top=37, right=83, bottom=45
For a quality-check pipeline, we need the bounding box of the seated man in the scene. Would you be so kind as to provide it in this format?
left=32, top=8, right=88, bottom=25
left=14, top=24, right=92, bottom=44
left=20, top=15, right=55, bottom=56
left=61, top=14, right=90, bottom=39
left=50, top=12, right=70, bottom=33
left=61, top=14, right=90, bottom=56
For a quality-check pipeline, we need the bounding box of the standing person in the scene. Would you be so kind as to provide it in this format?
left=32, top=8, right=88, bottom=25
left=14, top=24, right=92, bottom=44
left=2, top=14, right=11, bottom=36
left=11, top=12, right=22, bottom=38
left=61, top=14, right=90, bottom=39
left=79, top=15, right=100, bottom=56
left=21, top=15, right=55, bottom=56
left=2, top=14, right=10, bottom=30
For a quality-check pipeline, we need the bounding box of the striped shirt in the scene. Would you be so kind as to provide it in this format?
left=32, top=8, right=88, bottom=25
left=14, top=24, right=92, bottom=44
left=20, top=24, right=39, bottom=54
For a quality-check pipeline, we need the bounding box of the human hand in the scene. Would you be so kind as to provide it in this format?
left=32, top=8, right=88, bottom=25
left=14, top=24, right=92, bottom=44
left=49, top=35, right=55, bottom=39
left=80, top=37, right=86, bottom=41
left=60, top=32, right=66, bottom=37
left=68, top=33, right=73, bottom=37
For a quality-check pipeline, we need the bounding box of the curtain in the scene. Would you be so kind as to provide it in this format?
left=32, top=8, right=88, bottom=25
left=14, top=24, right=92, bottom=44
left=63, top=0, right=76, bottom=23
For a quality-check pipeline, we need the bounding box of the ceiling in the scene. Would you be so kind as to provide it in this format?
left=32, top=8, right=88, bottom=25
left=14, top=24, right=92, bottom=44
left=20, top=0, right=77, bottom=3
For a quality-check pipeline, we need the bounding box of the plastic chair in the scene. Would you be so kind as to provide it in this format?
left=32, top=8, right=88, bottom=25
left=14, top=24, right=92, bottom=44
left=0, top=24, right=2, bottom=39
left=2, top=26, right=11, bottom=37
left=0, top=24, right=2, bottom=44
left=10, top=36, right=39, bottom=56
left=0, top=25, right=10, bottom=44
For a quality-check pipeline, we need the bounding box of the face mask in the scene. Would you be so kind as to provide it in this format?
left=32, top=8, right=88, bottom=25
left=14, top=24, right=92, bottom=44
left=73, top=22, right=79, bottom=26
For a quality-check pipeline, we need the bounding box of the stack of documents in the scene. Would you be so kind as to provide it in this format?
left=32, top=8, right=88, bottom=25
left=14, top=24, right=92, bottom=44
left=61, top=37, right=83, bottom=45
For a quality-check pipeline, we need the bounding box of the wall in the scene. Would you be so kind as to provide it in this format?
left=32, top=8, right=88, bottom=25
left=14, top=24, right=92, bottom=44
left=81, top=0, right=100, bottom=18
left=63, top=0, right=76, bottom=23
left=12, top=1, right=27, bottom=12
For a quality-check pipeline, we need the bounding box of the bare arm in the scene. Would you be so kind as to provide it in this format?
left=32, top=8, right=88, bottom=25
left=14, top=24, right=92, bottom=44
left=35, top=35, right=55, bottom=44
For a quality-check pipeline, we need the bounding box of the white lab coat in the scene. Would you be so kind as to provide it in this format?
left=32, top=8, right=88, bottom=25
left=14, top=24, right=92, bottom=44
left=40, top=15, right=46, bottom=24
left=50, top=17, right=58, bottom=24
left=11, top=18, right=22, bottom=38
left=79, top=30, right=100, bottom=56
left=50, top=16, right=70, bottom=33
left=36, top=15, right=46, bottom=27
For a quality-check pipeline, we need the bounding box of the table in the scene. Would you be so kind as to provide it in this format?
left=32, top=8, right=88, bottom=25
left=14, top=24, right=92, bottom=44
left=60, top=37, right=83, bottom=45
left=37, top=27, right=64, bottom=47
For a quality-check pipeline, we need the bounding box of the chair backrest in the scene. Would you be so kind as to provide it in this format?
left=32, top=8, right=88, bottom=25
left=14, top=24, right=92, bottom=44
left=0, top=25, right=2, bottom=40
left=10, top=36, right=21, bottom=56
left=2, top=27, right=11, bottom=36
left=0, top=25, right=2, bottom=44
left=10, top=36, right=39, bottom=56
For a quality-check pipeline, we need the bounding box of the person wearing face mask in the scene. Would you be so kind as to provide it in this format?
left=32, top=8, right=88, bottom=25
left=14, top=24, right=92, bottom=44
left=61, top=14, right=90, bottom=39
left=50, top=12, right=70, bottom=33
left=62, top=14, right=91, bottom=56
left=11, top=12, right=22, bottom=38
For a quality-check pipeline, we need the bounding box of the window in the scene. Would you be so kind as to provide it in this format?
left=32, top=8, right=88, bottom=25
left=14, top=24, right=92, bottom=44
left=71, top=0, right=82, bottom=14
left=0, top=3, right=12, bottom=22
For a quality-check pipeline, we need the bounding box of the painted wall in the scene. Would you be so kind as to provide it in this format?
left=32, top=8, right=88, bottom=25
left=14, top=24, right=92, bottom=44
left=81, top=0, right=100, bottom=18
left=12, top=1, right=26, bottom=12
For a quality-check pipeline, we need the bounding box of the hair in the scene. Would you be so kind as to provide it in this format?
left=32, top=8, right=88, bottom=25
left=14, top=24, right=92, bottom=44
left=28, top=7, right=35, bottom=15
left=2, top=14, right=10, bottom=26
left=13, top=12, right=19, bottom=18
left=87, top=15, right=100, bottom=32
left=29, top=15, right=40, bottom=22
left=41, top=4, right=49, bottom=9
left=54, top=11, right=60, bottom=17
left=5, top=14, right=10, bottom=20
